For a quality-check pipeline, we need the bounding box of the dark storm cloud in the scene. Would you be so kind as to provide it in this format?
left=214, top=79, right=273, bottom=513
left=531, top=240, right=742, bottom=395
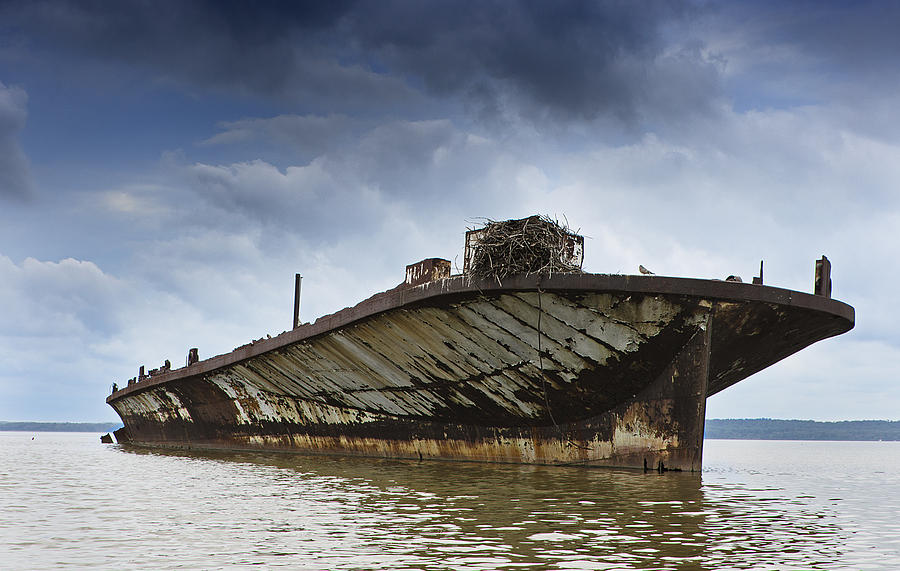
left=0, top=0, right=376, bottom=103
left=1, top=0, right=716, bottom=124
left=700, top=1, right=900, bottom=102
left=695, top=1, right=900, bottom=141
left=344, top=0, right=710, bottom=122
left=725, top=1, right=900, bottom=76
left=0, top=82, right=33, bottom=200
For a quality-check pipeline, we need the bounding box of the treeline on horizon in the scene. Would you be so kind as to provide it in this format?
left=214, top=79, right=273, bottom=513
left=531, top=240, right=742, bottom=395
left=0, top=421, right=122, bottom=433
left=705, top=419, right=900, bottom=441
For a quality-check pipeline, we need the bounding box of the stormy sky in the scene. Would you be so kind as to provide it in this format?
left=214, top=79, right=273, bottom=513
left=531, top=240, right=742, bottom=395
left=1, top=0, right=897, bottom=422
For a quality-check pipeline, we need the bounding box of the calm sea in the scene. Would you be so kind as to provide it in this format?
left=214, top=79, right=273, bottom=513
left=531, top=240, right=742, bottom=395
left=1, top=433, right=898, bottom=570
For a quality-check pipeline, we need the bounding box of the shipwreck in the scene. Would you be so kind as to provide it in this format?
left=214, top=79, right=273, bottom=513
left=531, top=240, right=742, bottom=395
left=106, top=216, right=854, bottom=471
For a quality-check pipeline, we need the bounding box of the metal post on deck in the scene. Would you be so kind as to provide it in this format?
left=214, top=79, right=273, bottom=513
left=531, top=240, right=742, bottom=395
left=815, top=256, right=832, bottom=298
left=752, top=260, right=764, bottom=285
left=293, top=273, right=303, bottom=329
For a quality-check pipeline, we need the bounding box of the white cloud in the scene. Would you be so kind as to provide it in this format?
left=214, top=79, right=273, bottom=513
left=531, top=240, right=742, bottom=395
left=0, top=255, right=124, bottom=337
left=0, top=254, right=127, bottom=420
left=200, top=114, right=359, bottom=154
left=91, top=183, right=177, bottom=221
left=181, top=120, right=551, bottom=246
left=0, top=247, right=294, bottom=421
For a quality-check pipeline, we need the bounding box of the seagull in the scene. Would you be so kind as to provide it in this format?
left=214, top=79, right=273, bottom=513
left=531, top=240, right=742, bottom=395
left=639, top=265, right=654, bottom=275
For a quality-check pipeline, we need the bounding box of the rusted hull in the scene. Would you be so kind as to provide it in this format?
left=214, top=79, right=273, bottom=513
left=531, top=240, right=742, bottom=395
left=107, top=274, right=854, bottom=471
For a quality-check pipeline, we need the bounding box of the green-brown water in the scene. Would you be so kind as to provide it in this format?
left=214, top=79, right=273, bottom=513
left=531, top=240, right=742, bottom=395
left=2, top=433, right=898, bottom=569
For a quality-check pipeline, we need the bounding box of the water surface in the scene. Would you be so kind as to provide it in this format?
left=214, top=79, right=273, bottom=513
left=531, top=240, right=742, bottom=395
left=1, top=433, right=898, bottom=569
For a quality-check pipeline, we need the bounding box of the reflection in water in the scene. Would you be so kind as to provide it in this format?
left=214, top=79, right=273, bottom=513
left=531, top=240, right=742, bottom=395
left=118, top=446, right=714, bottom=570
left=2, top=434, right=898, bottom=569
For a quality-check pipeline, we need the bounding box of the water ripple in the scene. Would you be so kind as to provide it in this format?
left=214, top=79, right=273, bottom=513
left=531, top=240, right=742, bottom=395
left=1, top=434, right=899, bottom=569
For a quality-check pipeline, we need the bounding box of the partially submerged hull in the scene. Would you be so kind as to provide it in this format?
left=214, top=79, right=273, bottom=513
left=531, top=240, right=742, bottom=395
left=107, top=273, right=853, bottom=471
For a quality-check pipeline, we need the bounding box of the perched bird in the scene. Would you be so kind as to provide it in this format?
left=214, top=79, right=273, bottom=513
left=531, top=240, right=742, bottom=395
left=638, top=265, right=654, bottom=275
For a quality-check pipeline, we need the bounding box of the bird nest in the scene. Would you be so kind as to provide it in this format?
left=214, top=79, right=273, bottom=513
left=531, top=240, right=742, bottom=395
left=466, top=215, right=583, bottom=282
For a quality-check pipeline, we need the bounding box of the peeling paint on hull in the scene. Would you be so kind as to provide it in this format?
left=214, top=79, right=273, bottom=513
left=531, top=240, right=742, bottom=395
left=107, top=274, right=854, bottom=471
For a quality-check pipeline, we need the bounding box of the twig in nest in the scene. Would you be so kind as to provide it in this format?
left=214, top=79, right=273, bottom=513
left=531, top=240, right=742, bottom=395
left=468, top=215, right=583, bottom=282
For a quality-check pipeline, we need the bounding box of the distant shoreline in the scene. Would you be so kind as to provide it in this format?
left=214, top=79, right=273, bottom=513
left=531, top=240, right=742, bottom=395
left=3, top=418, right=900, bottom=440
left=705, top=419, right=900, bottom=441
left=0, top=421, right=122, bottom=433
